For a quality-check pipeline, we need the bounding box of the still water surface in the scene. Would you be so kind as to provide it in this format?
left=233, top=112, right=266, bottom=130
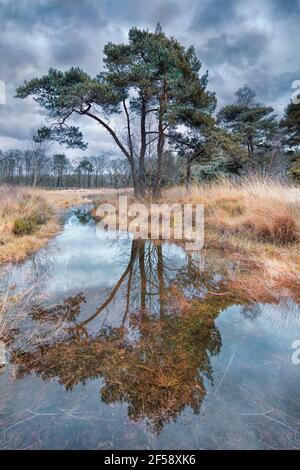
left=0, top=207, right=299, bottom=449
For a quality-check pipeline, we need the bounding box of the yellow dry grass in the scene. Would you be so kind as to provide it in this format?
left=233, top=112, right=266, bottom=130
left=0, top=185, right=57, bottom=264
left=92, top=177, right=300, bottom=301
left=163, top=176, right=300, bottom=301
left=1, top=179, right=299, bottom=301
left=0, top=186, right=127, bottom=265
left=39, top=187, right=130, bottom=209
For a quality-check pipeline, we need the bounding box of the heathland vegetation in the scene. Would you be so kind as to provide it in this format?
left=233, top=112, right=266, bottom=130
left=0, top=25, right=297, bottom=195
left=0, top=26, right=299, bottom=298
left=0, top=185, right=117, bottom=264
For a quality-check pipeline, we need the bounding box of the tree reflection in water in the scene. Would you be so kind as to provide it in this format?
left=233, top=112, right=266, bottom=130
left=7, top=239, right=240, bottom=433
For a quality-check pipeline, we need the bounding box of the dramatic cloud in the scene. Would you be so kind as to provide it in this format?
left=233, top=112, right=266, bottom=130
left=191, top=0, right=239, bottom=32
left=0, top=0, right=299, bottom=158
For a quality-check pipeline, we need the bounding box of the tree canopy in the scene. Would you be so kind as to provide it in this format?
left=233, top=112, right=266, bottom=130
left=16, top=25, right=216, bottom=198
left=11, top=28, right=300, bottom=189
left=281, top=99, right=300, bottom=149
left=217, top=85, right=278, bottom=157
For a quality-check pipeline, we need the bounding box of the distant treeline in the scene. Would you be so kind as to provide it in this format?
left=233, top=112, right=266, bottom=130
left=0, top=150, right=129, bottom=188
left=2, top=82, right=299, bottom=190
left=5, top=26, right=300, bottom=194
left=0, top=148, right=179, bottom=189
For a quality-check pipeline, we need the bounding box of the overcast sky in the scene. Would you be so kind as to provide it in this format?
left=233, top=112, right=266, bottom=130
left=0, top=0, right=299, bottom=159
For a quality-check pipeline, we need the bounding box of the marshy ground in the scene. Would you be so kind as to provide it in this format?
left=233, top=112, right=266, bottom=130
left=0, top=202, right=299, bottom=449
left=0, top=186, right=126, bottom=265
left=1, top=178, right=299, bottom=303
left=92, top=178, right=300, bottom=304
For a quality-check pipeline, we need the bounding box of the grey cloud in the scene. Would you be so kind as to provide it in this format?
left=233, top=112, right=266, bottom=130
left=0, top=0, right=107, bottom=31
left=271, top=0, right=300, bottom=19
left=250, top=69, right=300, bottom=104
left=102, top=0, right=183, bottom=25
left=50, top=34, right=94, bottom=68
left=0, top=0, right=298, bottom=153
left=201, top=30, right=268, bottom=67
left=0, top=0, right=181, bottom=32
left=0, top=41, right=38, bottom=81
left=191, top=0, right=239, bottom=31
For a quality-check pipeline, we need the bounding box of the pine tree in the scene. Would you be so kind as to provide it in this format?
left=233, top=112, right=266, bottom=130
left=16, top=27, right=215, bottom=199
left=217, top=85, right=278, bottom=157
left=281, top=100, right=300, bottom=148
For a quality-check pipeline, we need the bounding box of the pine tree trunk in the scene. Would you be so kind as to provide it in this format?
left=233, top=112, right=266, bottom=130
left=185, top=157, right=192, bottom=195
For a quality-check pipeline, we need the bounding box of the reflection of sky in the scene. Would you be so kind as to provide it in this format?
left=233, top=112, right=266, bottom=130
left=162, top=242, right=187, bottom=263
left=214, top=303, right=300, bottom=410
left=45, top=218, right=132, bottom=294
left=46, top=213, right=189, bottom=295
left=1, top=209, right=300, bottom=449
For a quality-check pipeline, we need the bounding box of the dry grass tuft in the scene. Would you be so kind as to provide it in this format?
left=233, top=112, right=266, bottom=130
left=163, top=176, right=300, bottom=301
left=39, top=187, right=131, bottom=209
left=163, top=176, right=300, bottom=246
left=0, top=186, right=131, bottom=265
left=0, top=185, right=56, bottom=264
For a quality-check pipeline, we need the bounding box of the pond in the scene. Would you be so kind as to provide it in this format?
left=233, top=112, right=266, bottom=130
left=0, top=206, right=299, bottom=450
